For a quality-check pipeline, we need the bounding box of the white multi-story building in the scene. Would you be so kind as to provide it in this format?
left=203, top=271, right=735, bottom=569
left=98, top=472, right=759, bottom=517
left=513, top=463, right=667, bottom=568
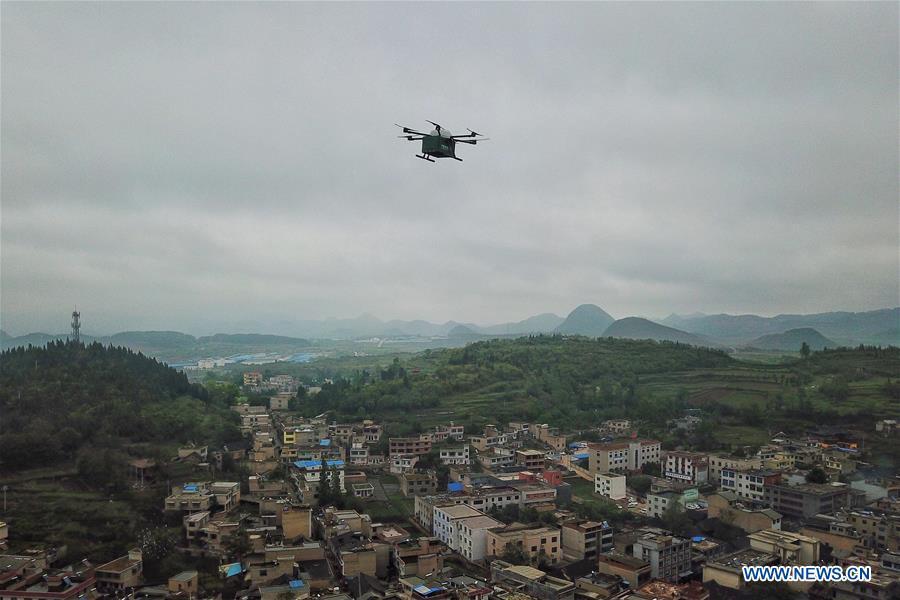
left=457, top=514, right=505, bottom=561
left=589, top=439, right=661, bottom=474
left=348, top=443, right=369, bottom=465
left=595, top=473, right=627, bottom=500
left=721, top=468, right=781, bottom=503
left=478, top=447, right=515, bottom=469
left=440, top=446, right=471, bottom=465
left=390, top=455, right=419, bottom=474
left=663, top=452, right=709, bottom=485
left=433, top=504, right=485, bottom=547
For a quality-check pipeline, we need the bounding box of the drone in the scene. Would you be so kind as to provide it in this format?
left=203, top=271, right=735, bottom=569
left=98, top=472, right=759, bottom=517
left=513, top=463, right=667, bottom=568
left=395, top=120, right=488, bottom=162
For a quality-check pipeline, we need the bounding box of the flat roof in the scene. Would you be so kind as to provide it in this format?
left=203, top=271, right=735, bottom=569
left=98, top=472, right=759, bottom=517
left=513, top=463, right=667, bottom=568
left=170, top=571, right=198, bottom=582
left=437, top=505, right=483, bottom=519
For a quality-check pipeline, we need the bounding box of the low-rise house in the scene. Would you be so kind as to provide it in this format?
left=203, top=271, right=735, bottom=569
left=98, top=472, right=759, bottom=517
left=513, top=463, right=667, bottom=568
left=389, top=436, right=433, bottom=457
left=702, top=549, right=778, bottom=590
left=391, top=454, right=420, bottom=474
left=401, top=471, right=438, bottom=497
left=749, top=528, right=820, bottom=565
left=706, top=491, right=782, bottom=533
left=167, top=571, right=199, bottom=597
left=588, top=439, right=661, bottom=474
left=490, top=560, right=575, bottom=600
left=96, top=549, right=143, bottom=592
left=351, top=483, right=375, bottom=499
left=434, top=423, right=465, bottom=442
left=393, top=537, right=446, bottom=578
left=706, top=453, right=763, bottom=484
left=596, top=553, right=652, bottom=589
left=486, top=523, right=563, bottom=565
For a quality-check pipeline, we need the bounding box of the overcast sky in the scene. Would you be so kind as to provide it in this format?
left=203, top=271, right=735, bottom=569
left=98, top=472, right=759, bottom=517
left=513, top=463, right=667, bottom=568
left=2, top=2, right=898, bottom=336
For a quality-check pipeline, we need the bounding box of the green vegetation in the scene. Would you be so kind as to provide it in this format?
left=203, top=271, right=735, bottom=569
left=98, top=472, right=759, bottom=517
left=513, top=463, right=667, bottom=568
left=0, top=341, right=242, bottom=474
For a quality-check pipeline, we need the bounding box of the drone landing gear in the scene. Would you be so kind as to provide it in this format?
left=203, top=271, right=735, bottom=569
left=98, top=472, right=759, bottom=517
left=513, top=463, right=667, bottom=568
left=452, top=157, right=463, bottom=161
left=416, top=154, right=435, bottom=163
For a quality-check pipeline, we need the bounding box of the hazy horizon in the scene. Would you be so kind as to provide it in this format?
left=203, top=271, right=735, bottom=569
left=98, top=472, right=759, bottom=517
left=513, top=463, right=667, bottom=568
left=3, top=2, right=898, bottom=336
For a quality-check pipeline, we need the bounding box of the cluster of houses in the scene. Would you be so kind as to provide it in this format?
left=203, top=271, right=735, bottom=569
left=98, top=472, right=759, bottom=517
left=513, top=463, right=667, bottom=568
left=3, top=401, right=899, bottom=600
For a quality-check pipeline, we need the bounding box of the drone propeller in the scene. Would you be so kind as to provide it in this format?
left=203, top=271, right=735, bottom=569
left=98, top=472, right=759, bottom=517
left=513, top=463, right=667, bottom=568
left=426, top=120, right=443, bottom=133
left=395, top=123, right=429, bottom=136
left=398, top=135, right=425, bottom=141
left=452, top=128, right=486, bottom=139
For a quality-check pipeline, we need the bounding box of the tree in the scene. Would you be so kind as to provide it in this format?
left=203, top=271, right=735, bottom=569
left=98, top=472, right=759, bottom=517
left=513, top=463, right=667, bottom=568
left=500, top=543, right=528, bottom=565
left=807, top=467, right=829, bottom=484
left=628, top=475, right=651, bottom=496
left=641, top=462, right=661, bottom=477
left=800, top=342, right=811, bottom=359
left=661, top=503, right=693, bottom=537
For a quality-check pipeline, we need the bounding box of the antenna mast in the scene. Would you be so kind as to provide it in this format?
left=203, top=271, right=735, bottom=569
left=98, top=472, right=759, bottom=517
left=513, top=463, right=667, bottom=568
left=71, top=308, right=81, bottom=342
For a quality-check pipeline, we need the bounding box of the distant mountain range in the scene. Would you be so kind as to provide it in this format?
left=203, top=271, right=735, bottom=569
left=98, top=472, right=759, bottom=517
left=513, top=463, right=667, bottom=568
left=3, top=306, right=896, bottom=360
left=660, top=308, right=899, bottom=346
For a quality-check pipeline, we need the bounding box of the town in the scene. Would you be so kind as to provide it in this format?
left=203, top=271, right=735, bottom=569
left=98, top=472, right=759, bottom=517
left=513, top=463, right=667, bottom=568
left=2, top=367, right=897, bottom=600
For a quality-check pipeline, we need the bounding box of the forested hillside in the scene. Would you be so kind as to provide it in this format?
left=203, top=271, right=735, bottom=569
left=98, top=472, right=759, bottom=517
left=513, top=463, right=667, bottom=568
left=0, top=341, right=241, bottom=473
left=297, top=335, right=734, bottom=430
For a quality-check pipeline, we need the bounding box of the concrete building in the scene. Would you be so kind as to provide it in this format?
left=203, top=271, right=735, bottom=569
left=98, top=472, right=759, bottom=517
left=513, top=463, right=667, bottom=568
left=96, top=549, right=143, bottom=592
left=706, top=453, right=763, bottom=483
left=560, top=520, right=613, bottom=562
left=168, top=571, right=199, bottom=596
left=721, top=468, right=781, bottom=503
left=486, top=523, right=563, bottom=565
left=632, top=529, right=692, bottom=582
left=647, top=490, right=683, bottom=519
left=516, top=449, right=547, bottom=471
left=663, top=451, right=709, bottom=485
left=401, top=471, right=438, bottom=497
left=489, top=561, right=575, bottom=600
left=433, top=504, right=485, bottom=547
left=597, top=553, right=652, bottom=589
left=594, top=472, right=626, bottom=501
left=588, top=439, right=661, bottom=474
left=843, top=510, right=900, bottom=552
left=764, top=482, right=852, bottom=519
left=440, top=446, right=471, bottom=465
left=457, top=514, right=505, bottom=561
left=389, top=436, right=433, bottom=457
left=702, top=549, right=778, bottom=590
left=707, top=491, right=782, bottom=533
left=749, top=529, right=820, bottom=565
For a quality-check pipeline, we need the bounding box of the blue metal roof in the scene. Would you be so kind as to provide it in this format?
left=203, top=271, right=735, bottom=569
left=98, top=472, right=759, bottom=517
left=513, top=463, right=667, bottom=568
left=573, top=452, right=590, bottom=460
left=319, top=439, right=331, bottom=446
left=447, top=482, right=464, bottom=492
left=289, top=580, right=305, bottom=589
left=224, top=563, right=244, bottom=577
left=294, top=459, right=344, bottom=469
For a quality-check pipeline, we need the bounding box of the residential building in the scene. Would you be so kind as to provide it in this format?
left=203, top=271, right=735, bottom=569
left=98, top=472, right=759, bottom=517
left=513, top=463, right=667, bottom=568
left=594, top=472, right=626, bottom=501
left=168, top=571, right=199, bottom=596
left=702, top=549, right=778, bottom=590
left=721, top=468, right=781, bottom=503
left=707, top=453, right=763, bottom=483
left=0, top=559, right=97, bottom=600
left=843, top=510, right=900, bottom=552
left=400, top=471, right=438, bottom=497
left=588, top=439, right=661, bottom=474
left=95, top=549, right=143, bottom=591
left=270, top=394, right=291, bottom=411
left=602, top=419, right=631, bottom=433
left=648, top=490, right=683, bottom=519
left=440, top=446, right=471, bottom=465
left=434, top=423, right=465, bottom=442
left=457, top=515, right=506, bottom=561
left=244, top=371, right=263, bottom=387
left=663, top=451, right=709, bottom=485
left=391, top=454, right=420, bottom=474
left=597, top=553, right=652, bottom=589
left=486, top=523, right=563, bottom=564
left=433, top=505, right=485, bottom=548
left=351, top=483, right=374, bottom=499
left=393, top=537, right=446, bottom=578
left=489, top=560, right=575, bottom=600
left=632, top=528, right=692, bottom=582
left=478, top=448, right=516, bottom=470
left=747, top=528, right=820, bottom=568
left=349, top=443, right=369, bottom=465
left=706, top=491, right=782, bottom=533
left=516, top=449, right=546, bottom=471
left=390, top=436, right=433, bottom=457
left=560, top=519, right=613, bottom=561
left=764, top=482, right=852, bottom=519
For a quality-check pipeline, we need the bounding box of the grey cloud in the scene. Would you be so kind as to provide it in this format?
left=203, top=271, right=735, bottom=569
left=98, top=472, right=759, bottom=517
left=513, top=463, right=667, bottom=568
left=1, top=2, right=897, bottom=335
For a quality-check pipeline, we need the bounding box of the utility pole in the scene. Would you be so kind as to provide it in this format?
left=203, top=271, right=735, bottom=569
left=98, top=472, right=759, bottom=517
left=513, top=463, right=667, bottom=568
left=2, top=485, right=8, bottom=512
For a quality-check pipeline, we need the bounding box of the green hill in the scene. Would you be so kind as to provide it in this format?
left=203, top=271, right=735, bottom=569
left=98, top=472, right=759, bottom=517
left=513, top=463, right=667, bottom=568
left=745, top=328, right=836, bottom=351
left=554, top=304, right=616, bottom=336
left=0, top=341, right=240, bottom=472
